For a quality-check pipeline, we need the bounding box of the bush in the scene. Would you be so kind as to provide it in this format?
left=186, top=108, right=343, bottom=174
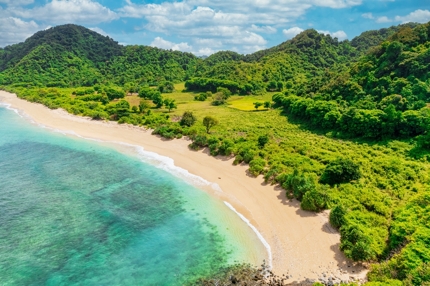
left=249, top=158, right=266, bottom=176
left=194, top=92, right=208, bottom=101
left=301, top=188, right=329, bottom=212
left=282, top=169, right=316, bottom=200
left=320, top=158, right=361, bottom=185
left=189, top=135, right=208, bottom=150
left=257, top=135, right=269, bottom=148
left=180, top=111, right=197, bottom=127
left=329, top=204, right=347, bottom=229
left=340, top=223, right=377, bottom=261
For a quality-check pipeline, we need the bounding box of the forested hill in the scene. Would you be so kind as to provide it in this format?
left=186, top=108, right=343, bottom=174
left=0, top=24, right=122, bottom=71
left=0, top=24, right=200, bottom=87
left=274, top=21, right=430, bottom=139
left=0, top=22, right=419, bottom=90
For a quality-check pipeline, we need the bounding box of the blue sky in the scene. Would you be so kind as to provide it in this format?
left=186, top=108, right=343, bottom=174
left=0, top=0, right=429, bottom=55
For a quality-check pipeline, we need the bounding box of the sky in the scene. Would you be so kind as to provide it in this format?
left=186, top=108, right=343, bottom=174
left=0, top=0, right=429, bottom=56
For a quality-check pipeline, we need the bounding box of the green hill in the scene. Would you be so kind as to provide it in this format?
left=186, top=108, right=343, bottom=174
left=274, top=22, right=430, bottom=139
left=0, top=24, right=200, bottom=87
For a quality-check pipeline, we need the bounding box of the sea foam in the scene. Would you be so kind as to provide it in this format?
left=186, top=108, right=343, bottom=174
left=224, top=202, right=273, bottom=270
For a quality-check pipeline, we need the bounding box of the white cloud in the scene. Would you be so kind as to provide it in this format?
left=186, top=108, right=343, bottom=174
left=0, top=17, right=39, bottom=47
left=376, top=16, right=391, bottom=23
left=361, top=13, right=374, bottom=19
left=332, top=30, right=348, bottom=40
left=196, top=47, right=215, bottom=56
left=0, top=0, right=34, bottom=6
left=283, top=27, right=304, bottom=39
left=250, top=24, right=277, bottom=34
left=318, top=29, right=348, bottom=40
left=117, top=0, right=362, bottom=54
left=89, top=27, right=108, bottom=36
left=150, top=37, right=193, bottom=52
left=395, top=9, right=430, bottom=24
left=367, top=9, right=430, bottom=25
left=11, top=0, right=118, bottom=24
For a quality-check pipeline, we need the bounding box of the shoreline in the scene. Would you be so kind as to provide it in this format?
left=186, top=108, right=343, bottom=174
left=0, top=90, right=367, bottom=283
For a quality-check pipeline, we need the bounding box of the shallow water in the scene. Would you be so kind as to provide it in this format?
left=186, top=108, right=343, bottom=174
left=0, top=107, right=266, bottom=285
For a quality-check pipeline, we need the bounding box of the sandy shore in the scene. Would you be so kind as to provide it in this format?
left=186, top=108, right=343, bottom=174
left=0, top=90, right=367, bottom=283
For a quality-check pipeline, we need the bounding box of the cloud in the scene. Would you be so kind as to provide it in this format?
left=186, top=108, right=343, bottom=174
left=89, top=27, right=108, bottom=36
left=283, top=27, right=304, bottom=39
left=394, top=9, right=430, bottom=23
left=318, top=29, right=348, bottom=40
left=11, top=0, right=118, bottom=24
left=361, top=13, right=374, bottom=19
left=376, top=16, right=391, bottom=23
left=367, top=9, right=430, bottom=25
left=0, top=17, right=39, bottom=47
left=150, top=37, right=193, bottom=52
left=250, top=24, right=277, bottom=34
left=0, top=0, right=34, bottom=6
left=117, top=0, right=363, bottom=53
left=332, top=30, right=348, bottom=40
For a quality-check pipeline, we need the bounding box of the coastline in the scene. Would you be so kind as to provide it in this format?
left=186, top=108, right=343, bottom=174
left=0, top=90, right=367, bottom=283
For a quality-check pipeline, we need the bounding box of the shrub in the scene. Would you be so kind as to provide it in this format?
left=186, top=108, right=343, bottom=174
left=301, top=188, right=329, bottom=212
left=320, top=158, right=361, bottom=185
left=330, top=204, right=347, bottom=229
left=194, top=92, right=208, bottom=101
left=189, top=135, right=208, bottom=150
left=257, top=135, right=269, bottom=148
left=249, top=158, right=266, bottom=176
left=340, top=223, right=377, bottom=261
left=180, top=111, right=197, bottom=127
left=282, top=169, right=316, bottom=200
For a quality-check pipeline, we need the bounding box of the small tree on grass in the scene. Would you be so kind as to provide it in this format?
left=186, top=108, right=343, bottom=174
left=203, top=116, right=219, bottom=134
left=180, top=111, right=197, bottom=127
left=139, top=100, right=150, bottom=113
left=152, top=93, right=164, bottom=108
left=164, top=98, right=177, bottom=112
left=254, top=102, right=263, bottom=110
left=264, top=101, right=271, bottom=109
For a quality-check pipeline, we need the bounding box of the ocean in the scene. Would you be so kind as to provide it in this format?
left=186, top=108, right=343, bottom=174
left=0, top=105, right=267, bottom=285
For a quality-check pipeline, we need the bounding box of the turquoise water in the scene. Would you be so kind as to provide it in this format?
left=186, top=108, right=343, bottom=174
left=0, top=106, right=266, bottom=285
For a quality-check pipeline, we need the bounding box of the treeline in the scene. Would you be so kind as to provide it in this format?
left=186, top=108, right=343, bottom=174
left=185, top=77, right=277, bottom=95
left=273, top=93, right=430, bottom=139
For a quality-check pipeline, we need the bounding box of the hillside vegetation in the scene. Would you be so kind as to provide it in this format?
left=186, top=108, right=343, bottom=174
left=1, top=23, right=430, bottom=285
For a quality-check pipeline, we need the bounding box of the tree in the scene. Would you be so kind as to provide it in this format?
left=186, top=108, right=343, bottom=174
left=104, top=87, right=125, bottom=100
left=164, top=98, right=177, bottom=112
left=254, top=102, right=263, bottom=110
left=203, top=116, right=219, bottom=134
left=152, top=93, right=164, bottom=108
left=139, top=100, right=150, bottom=113
left=258, top=135, right=269, bottom=148
left=320, top=158, right=361, bottom=185
left=264, top=101, right=271, bottom=109
left=158, top=81, right=175, bottom=93
left=180, top=111, right=197, bottom=127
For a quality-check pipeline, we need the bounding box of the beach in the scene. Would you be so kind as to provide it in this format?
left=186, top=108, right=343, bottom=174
left=0, top=90, right=367, bottom=283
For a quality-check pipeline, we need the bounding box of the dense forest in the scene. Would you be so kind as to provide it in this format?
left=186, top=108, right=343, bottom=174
left=1, top=23, right=430, bottom=285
